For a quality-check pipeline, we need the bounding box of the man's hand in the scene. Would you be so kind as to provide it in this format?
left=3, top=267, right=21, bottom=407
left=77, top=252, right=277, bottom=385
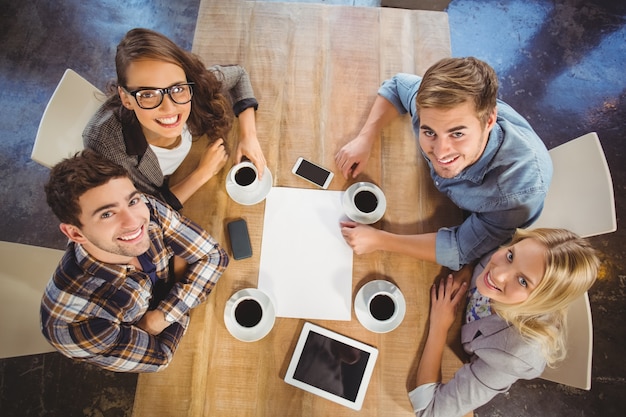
left=334, top=134, right=373, bottom=179
left=340, top=221, right=381, bottom=254
left=137, top=310, right=171, bottom=335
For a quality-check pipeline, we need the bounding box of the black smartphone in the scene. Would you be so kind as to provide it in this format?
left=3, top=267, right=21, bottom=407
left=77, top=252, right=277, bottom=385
left=227, top=218, right=252, bottom=260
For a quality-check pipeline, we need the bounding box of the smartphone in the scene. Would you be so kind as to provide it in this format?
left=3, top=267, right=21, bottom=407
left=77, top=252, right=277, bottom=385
left=227, top=218, right=252, bottom=260
left=292, top=157, right=334, bottom=189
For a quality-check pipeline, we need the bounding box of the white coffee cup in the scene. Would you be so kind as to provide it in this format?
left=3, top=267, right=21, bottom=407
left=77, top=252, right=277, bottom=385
left=231, top=296, right=264, bottom=329
left=367, top=291, right=398, bottom=323
left=230, top=161, right=259, bottom=191
left=352, top=184, right=380, bottom=215
left=342, top=182, right=386, bottom=224
left=224, top=288, right=276, bottom=342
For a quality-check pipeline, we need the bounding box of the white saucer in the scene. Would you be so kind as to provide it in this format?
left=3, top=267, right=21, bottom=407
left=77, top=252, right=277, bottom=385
left=342, top=182, right=386, bottom=224
left=225, top=166, right=273, bottom=205
left=354, top=280, right=406, bottom=333
left=224, top=288, right=276, bottom=342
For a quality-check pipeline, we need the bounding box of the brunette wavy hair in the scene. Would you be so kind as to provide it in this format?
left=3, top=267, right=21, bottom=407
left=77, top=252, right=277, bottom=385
left=45, top=149, right=130, bottom=227
left=106, top=28, right=233, bottom=141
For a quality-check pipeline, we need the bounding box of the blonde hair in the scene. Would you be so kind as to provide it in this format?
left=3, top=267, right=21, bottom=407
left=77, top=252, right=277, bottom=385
left=493, top=228, right=600, bottom=366
left=416, top=57, right=498, bottom=127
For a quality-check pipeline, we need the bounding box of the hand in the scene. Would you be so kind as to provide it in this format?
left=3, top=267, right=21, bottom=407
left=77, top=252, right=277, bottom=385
left=236, top=136, right=267, bottom=179
left=340, top=220, right=381, bottom=254
left=428, top=274, right=468, bottom=334
left=136, top=309, right=171, bottom=335
left=334, top=134, right=373, bottom=179
left=198, top=138, right=229, bottom=181
left=454, top=263, right=475, bottom=287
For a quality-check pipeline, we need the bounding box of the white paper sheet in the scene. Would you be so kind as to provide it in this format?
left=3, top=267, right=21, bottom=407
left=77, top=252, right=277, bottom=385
left=258, top=187, right=353, bottom=320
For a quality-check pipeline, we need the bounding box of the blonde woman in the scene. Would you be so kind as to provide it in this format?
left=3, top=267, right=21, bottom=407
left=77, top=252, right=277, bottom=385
left=409, top=228, right=600, bottom=416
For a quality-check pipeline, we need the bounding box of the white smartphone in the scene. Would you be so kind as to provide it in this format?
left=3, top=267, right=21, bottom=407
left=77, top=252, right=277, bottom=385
left=292, top=157, right=334, bottom=189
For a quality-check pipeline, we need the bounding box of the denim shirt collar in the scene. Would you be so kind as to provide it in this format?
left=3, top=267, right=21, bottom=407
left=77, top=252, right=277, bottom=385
left=426, top=123, right=504, bottom=185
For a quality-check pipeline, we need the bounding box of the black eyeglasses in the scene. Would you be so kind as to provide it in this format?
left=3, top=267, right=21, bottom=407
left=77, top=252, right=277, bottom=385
left=123, top=82, right=194, bottom=110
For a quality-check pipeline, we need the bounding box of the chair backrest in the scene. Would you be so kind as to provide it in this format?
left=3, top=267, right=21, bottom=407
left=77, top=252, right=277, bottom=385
left=540, top=292, right=593, bottom=390
left=31, top=69, right=104, bottom=168
left=531, top=132, right=617, bottom=237
left=0, top=241, right=64, bottom=358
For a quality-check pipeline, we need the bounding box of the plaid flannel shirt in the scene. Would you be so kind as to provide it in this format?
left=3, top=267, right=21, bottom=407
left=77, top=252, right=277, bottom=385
left=40, top=196, right=228, bottom=372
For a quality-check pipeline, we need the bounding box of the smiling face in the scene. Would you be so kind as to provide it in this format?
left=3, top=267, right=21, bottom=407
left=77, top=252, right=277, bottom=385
left=476, top=238, right=547, bottom=305
left=418, top=101, right=496, bottom=179
left=119, top=59, right=191, bottom=147
left=59, top=177, right=151, bottom=264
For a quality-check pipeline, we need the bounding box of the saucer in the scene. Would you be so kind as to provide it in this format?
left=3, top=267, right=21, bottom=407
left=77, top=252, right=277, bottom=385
left=354, top=280, right=406, bottom=333
left=224, top=288, right=276, bottom=342
left=225, top=166, right=273, bottom=205
left=342, top=182, right=386, bottom=224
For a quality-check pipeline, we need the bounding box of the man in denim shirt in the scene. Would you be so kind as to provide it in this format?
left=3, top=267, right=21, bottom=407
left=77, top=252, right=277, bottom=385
left=335, top=57, right=552, bottom=271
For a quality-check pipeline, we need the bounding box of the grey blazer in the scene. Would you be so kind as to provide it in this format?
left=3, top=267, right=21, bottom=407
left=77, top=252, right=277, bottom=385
left=409, top=253, right=547, bottom=417
left=410, top=314, right=546, bottom=417
left=83, top=65, right=258, bottom=210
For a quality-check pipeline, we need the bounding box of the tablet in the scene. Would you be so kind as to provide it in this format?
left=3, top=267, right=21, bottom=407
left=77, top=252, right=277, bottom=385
left=284, top=322, right=378, bottom=410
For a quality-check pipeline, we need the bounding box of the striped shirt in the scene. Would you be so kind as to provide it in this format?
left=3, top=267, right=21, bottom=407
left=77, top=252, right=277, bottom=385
left=40, top=196, right=228, bottom=372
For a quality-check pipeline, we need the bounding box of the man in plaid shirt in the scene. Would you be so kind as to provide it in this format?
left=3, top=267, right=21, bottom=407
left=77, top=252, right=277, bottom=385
left=40, top=149, right=228, bottom=372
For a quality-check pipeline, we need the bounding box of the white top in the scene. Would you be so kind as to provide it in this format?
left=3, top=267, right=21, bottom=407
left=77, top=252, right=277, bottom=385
left=149, top=125, right=193, bottom=175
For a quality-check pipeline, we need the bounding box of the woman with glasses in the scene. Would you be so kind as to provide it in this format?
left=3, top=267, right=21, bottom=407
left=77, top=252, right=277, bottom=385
left=84, top=28, right=266, bottom=210
left=409, top=228, right=600, bottom=417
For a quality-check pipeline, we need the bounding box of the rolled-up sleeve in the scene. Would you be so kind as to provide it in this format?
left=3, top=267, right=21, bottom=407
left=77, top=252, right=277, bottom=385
left=408, top=345, right=545, bottom=417
left=210, top=64, right=259, bottom=116
left=377, top=73, right=422, bottom=117
left=436, top=193, right=546, bottom=270
left=408, top=382, right=438, bottom=414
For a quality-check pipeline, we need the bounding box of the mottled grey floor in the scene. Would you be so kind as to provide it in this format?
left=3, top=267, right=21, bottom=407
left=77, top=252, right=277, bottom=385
left=1, top=0, right=624, bottom=416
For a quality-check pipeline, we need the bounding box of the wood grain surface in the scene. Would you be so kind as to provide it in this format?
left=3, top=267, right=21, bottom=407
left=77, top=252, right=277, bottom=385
left=132, top=1, right=467, bottom=416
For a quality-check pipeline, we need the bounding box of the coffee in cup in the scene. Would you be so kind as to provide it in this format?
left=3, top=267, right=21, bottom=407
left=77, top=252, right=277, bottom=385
left=354, top=189, right=378, bottom=214
left=231, top=161, right=259, bottom=189
left=368, top=292, right=396, bottom=321
left=234, top=297, right=263, bottom=328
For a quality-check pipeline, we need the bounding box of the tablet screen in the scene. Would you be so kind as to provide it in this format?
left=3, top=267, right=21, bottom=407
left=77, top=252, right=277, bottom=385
left=284, top=322, right=378, bottom=410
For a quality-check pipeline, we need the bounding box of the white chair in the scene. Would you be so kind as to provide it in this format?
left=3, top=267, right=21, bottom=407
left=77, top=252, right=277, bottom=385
left=531, top=132, right=617, bottom=237
left=541, top=292, right=593, bottom=390
left=31, top=69, right=104, bottom=168
left=534, top=132, right=616, bottom=390
left=0, top=241, right=64, bottom=358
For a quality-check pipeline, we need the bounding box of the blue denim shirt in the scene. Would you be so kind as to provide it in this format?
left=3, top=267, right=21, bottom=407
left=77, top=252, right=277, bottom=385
left=379, top=73, right=552, bottom=270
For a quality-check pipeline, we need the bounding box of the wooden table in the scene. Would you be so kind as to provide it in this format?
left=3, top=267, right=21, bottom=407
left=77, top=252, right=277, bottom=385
left=133, top=1, right=463, bottom=416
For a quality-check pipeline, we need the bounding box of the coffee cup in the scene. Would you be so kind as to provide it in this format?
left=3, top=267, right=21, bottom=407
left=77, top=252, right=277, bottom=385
left=233, top=296, right=264, bottom=328
left=230, top=161, right=259, bottom=190
left=355, top=279, right=405, bottom=333
left=367, top=291, right=397, bottom=322
left=342, top=182, right=386, bottom=224
left=353, top=185, right=379, bottom=215
left=224, top=288, right=276, bottom=342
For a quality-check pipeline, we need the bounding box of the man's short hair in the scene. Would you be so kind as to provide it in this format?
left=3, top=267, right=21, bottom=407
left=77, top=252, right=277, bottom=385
left=45, top=149, right=130, bottom=227
left=416, top=57, right=499, bottom=126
